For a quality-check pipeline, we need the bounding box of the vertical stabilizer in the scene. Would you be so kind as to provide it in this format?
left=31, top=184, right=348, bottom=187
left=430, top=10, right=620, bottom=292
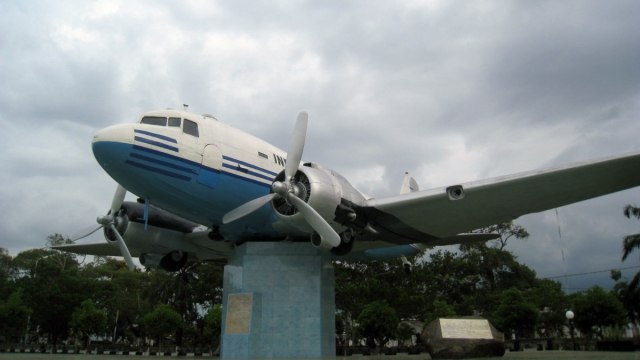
left=400, top=172, right=427, bottom=257
left=400, top=172, right=420, bottom=194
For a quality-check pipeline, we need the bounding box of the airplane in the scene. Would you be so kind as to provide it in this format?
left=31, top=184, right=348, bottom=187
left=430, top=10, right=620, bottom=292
left=54, top=108, right=640, bottom=272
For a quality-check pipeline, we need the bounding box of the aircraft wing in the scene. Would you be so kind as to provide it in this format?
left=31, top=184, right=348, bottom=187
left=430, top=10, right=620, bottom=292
left=362, top=151, right=640, bottom=243
left=52, top=226, right=232, bottom=262
left=52, top=242, right=122, bottom=256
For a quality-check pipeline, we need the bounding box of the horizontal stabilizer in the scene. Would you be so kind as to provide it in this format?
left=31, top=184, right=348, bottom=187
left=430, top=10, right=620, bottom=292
left=51, top=242, right=121, bottom=257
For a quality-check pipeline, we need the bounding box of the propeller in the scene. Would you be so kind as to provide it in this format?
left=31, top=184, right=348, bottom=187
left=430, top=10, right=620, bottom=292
left=222, top=112, right=341, bottom=248
left=71, top=184, right=136, bottom=270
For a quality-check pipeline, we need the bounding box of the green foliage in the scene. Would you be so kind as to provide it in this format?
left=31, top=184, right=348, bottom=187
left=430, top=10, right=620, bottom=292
left=425, top=299, right=456, bottom=324
left=356, top=300, right=399, bottom=349
left=0, top=248, right=13, bottom=301
left=70, top=299, right=108, bottom=347
left=12, top=249, right=89, bottom=344
left=479, top=221, right=530, bottom=250
left=492, top=288, right=539, bottom=339
left=143, top=304, right=182, bottom=349
left=611, top=275, right=640, bottom=339
left=2, top=223, right=635, bottom=349
left=46, top=233, right=73, bottom=247
left=396, top=322, right=416, bottom=346
left=0, top=288, right=32, bottom=341
left=571, top=286, right=626, bottom=339
left=617, top=204, right=640, bottom=339
left=203, top=304, right=222, bottom=349
left=527, top=279, right=569, bottom=338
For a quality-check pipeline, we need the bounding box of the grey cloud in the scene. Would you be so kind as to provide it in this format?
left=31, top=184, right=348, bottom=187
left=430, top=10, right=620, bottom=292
left=1, top=0, right=639, bottom=291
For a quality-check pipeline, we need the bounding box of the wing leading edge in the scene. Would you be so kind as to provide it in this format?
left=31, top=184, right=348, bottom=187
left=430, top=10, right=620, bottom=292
left=364, top=151, right=640, bottom=241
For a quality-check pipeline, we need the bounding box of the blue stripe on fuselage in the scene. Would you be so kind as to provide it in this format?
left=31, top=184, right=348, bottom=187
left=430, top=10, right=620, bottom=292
left=129, top=144, right=273, bottom=187
left=134, top=136, right=179, bottom=152
left=130, top=153, right=194, bottom=174
left=223, top=155, right=279, bottom=177
left=125, top=159, right=192, bottom=181
left=222, top=163, right=275, bottom=182
left=133, top=129, right=178, bottom=143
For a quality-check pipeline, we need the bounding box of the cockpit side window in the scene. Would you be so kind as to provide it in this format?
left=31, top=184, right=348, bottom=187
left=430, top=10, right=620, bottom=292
left=168, top=117, right=181, bottom=127
left=140, top=116, right=167, bottom=126
left=183, top=119, right=199, bottom=137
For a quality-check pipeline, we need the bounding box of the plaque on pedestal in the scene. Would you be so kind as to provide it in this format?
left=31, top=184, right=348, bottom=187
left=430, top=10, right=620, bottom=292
left=422, top=318, right=505, bottom=359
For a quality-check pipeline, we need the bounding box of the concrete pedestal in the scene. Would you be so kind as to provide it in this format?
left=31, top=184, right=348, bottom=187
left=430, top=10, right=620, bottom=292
left=221, top=242, right=335, bottom=359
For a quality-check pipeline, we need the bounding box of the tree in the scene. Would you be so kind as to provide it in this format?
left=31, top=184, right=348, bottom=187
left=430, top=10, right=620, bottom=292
left=0, top=289, right=32, bottom=343
left=622, top=205, right=640, bottom=289
left=611, top=270, right=640, bottom=340
left=477, top=221, right=529, bottom=250
left=492, top=288, right=539, bottom=340
left=415, top=250, right=480, bottom=316
left=46, top=233, right=73, bottom=247
left=458, top=244, right=537, bottom=316
left=143, top=304, right=182, bottom=351
left=527, top=279, right=569, bottom=338
left=0, top=248, right=13, bottom=302
left=202, top=304, right=222, bottom=353
left=356, top=300, right=399, bottom=351
left=70, top=299, right=108, bottom=349
left=12, top=248, right=89, bottom=345
left=424, top=299, right=456, bottom=324
left=571, top=286, right=626, bottom=340
left=83, top=258, right=152, bottom=345
left=396, top=322, right=416, bottom=347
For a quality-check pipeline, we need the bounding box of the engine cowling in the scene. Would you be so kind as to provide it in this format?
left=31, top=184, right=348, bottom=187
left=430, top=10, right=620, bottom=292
left=271, top=163, right=365, bottom=252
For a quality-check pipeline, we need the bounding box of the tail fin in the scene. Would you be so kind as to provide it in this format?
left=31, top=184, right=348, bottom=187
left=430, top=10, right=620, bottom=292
left=400, top=172, right=419, bottom=194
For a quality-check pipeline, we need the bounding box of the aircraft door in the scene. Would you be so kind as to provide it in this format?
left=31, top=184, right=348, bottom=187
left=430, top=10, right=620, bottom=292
left=198, top=144, right=222, bottom=188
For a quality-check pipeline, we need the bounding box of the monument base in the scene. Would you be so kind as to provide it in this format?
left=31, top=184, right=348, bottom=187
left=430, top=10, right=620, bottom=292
left=221, top=242, right=335, bottom=359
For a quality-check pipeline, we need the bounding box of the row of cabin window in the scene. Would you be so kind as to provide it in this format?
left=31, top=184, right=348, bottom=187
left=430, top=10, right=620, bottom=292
left=140, top=116, right=199, bottom=137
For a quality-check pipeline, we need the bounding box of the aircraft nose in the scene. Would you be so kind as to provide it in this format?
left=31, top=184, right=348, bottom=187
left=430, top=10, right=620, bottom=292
left=92, top=124, right=134, bottom=169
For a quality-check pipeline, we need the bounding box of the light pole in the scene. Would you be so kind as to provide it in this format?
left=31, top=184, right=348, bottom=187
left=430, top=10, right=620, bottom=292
left=565, top=310, right=576, bottom=350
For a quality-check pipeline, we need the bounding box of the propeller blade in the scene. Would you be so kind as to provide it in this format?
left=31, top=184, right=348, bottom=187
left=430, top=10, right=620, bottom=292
left=287, top=195, right=340, bottom=248
left=222, top=193, right=277, bottom=224
left=108, top=223, right=136, bottom=271
left=284, top=112, right=308, bottom=182
left=69, top=224, right=104, bottom=242
left=110, top=185, right=127, bottom=215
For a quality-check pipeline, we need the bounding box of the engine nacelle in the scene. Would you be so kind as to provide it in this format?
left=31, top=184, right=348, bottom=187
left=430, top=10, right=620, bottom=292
left=104, top=201, right=199, bottom=245
left=139, top=253, right=163, bottom=269
left=309, top=229, right=354, bottom=254
left=140, top=251, right=188, bottom=272
left=271, top=163, right=366, bottom=252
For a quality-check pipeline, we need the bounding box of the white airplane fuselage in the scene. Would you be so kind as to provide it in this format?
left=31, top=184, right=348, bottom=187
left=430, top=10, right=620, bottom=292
left=92, top=109, right=368, bottom=245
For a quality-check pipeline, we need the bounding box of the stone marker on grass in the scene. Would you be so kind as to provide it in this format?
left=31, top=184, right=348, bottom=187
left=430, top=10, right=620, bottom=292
left=422, top=318, right=505, bottom=359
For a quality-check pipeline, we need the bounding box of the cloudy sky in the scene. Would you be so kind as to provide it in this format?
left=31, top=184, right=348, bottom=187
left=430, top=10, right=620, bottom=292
left=1, top=0, right=639, bottom=291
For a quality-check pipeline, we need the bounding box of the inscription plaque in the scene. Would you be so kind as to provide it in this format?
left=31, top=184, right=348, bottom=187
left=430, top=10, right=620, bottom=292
left=439, top=318, right=493, bottom=339
left=225, top=293, right=253, bottom=334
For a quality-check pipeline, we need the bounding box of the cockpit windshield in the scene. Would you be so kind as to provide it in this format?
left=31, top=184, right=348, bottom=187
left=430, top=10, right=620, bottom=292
left=139, top=115, right=199, bottom=137
left=140, top=116, right=167, bottom=126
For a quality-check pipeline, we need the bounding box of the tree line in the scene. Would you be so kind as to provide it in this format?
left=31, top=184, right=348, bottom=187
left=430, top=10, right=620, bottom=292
left=1, top=218, right=639, bottom=352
